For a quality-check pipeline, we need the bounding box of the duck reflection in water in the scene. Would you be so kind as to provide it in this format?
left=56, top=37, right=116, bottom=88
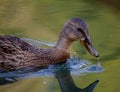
left=55, top=63, right=99, bottom=92
left=0, top=62, right=99, bottom=92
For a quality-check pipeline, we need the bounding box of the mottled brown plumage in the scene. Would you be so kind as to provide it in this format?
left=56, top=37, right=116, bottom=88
left=0, top=18, right=99, bottom=72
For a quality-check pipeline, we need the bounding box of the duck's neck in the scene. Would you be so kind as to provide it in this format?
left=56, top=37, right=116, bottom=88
left=55, top=32, right=73, bottom=53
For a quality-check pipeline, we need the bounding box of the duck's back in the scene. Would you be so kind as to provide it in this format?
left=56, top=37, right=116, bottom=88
left=0, top=35, right=43, bottom=71
left=0, top=35, right=70, bottom=72
left=0, top=35, right=41, bottom=53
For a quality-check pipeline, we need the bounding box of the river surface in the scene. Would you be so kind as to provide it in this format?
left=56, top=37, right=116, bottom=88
left=0, top=0, right=120, bottom=92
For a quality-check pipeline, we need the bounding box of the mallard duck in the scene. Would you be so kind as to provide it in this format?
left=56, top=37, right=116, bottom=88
left=0, top=18, right=99, bottom=72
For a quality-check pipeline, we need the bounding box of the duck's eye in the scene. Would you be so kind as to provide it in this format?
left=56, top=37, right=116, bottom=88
left=77, top=28, right=85, bottom=36
left=77, top=28, right=83, bottom=32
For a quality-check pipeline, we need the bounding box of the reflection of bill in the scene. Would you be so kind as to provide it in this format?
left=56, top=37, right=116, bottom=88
left=55, top=63, right=99, bottom=92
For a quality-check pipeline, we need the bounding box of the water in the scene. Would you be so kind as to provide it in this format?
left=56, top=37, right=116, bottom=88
left=96, top=57, right=101, bottom=79
left=21, top=38, right=56, bottom=47
left=0, top=0, right=120, bottom=92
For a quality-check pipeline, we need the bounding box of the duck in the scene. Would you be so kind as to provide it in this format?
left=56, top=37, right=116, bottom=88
left=0, top=18, right=99, bottom=72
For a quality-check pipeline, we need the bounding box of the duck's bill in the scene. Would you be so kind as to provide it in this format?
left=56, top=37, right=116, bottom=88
left=80, top=37, right=99, bottom=57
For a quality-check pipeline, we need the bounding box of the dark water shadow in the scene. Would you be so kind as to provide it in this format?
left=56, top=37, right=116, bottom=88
left=54, top=63, right=99, bottom=92
left=0, top=58, right=101, bottom=92
left=0, top=63, right=99, bottom=92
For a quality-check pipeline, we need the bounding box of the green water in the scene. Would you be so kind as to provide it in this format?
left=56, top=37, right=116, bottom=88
left=0, top=0, right=120, bottom=92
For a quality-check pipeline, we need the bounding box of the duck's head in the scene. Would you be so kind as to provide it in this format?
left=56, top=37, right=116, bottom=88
left=62, top=17, right=99, bottom=57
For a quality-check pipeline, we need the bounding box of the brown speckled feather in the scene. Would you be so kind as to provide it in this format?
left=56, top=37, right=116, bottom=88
left=0, top=36, right=69, bottom=71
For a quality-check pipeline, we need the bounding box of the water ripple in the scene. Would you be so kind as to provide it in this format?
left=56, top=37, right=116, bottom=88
left=0, top=57, right=104, bottom=80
